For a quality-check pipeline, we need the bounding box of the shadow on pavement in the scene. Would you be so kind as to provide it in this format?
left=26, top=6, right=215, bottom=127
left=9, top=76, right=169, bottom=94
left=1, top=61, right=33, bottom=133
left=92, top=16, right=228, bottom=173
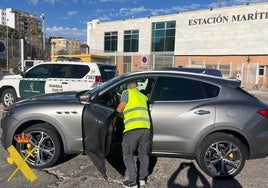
left=106, top=146, right=157, bottom=177
left=212, top=177, right=242, bottom=188
left=168, top=162, right=210, bottom=188
left=167, top=162, right=242, bottom=188
left=53, top=154, right=79, bottom=166
left=106, top=150, right=126, bottom=176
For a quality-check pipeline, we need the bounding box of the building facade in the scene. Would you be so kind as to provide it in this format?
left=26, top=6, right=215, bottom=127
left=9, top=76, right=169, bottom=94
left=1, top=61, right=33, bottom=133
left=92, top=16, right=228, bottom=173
left=0, top=8, right=42, bottom=46
left=50, top=37, right=81, bottom=56
left=87, top=2, right=268, bottom=89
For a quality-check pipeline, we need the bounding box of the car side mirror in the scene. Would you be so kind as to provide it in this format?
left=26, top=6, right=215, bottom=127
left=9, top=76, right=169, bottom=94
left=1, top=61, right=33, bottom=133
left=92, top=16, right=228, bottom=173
left=21, top=71, right=26, bottom=78
left=79, top=95, right=91, bottom=104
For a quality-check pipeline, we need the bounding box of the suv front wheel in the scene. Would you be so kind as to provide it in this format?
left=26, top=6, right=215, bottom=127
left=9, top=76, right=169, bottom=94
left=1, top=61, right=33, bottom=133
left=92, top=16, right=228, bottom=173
left=15, top=123, right=62, bottom=168
left=1, top=88, right=17, bottom=107
left=196, top=132, right=247, bottom=178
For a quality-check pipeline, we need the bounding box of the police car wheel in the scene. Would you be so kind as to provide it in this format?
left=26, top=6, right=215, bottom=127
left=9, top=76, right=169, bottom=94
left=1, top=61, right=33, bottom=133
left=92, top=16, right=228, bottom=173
left=1, top=88, right=17, bottom=107
left=15, top=123, right=63, bottom=168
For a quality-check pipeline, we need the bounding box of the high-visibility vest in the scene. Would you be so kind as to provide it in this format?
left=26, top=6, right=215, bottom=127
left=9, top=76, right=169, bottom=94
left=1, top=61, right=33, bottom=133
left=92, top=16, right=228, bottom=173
left=123, top=88, right=150, bottom=133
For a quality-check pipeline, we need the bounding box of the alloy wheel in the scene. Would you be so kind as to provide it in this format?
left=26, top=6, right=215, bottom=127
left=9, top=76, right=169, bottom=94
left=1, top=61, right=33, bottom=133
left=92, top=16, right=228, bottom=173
left=3, top=93, right=14, bottom=106
left=18, top=130, right=56, bottom=166
left=204, top=141, right=242, bottom=176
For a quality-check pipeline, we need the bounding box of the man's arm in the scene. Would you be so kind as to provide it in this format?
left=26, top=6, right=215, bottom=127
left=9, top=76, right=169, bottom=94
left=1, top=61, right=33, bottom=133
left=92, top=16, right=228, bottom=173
left=116, top=101, right=126, bottom=115
left=116, top=90, right=128, bottom=115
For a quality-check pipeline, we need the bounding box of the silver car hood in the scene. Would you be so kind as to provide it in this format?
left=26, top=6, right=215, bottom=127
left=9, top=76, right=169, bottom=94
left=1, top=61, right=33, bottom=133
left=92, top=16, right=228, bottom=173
left=13, top=91, right=82, bottom=107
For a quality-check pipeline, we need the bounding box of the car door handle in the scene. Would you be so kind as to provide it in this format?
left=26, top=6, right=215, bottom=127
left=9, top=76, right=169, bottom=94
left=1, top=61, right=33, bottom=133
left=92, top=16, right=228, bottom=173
left=61, top=82, right=68, bottom=84
left=194, top=110, right=210, bottom=115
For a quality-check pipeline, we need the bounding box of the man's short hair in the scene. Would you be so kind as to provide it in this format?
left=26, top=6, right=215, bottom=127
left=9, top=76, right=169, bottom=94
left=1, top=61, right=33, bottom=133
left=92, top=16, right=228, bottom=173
left=127, top=80, right=138, bottom=89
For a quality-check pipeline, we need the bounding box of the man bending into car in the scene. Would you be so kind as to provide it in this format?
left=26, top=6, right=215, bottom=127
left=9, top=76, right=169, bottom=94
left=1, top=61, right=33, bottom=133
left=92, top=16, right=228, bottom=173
left=116, top=80, right=151, bottom=188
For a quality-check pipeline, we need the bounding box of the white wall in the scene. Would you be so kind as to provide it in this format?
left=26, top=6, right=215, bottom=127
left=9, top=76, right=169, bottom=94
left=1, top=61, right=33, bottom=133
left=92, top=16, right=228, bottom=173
left=87, top=2, right=268, bottom=56
left=176, top=2, right=268, bottom=55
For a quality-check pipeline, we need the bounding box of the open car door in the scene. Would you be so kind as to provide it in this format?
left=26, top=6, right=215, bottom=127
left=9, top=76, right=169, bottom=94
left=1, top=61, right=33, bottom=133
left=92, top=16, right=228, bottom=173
left=82, top=103, right=115, bottom=179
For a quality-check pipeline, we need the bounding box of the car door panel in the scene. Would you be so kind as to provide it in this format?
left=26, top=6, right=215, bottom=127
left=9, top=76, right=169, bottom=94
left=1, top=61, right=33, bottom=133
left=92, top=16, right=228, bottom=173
left=148, top=76, right=217, bottom=156
left=19, top=79, right=46, bottom=98
left=82, top=103, right=115, bottom=179
left=150, top=100, right=215, bottom=155
left=45, top=78, right=69, bottom=93
left=19, top=63, right=50, bottom=98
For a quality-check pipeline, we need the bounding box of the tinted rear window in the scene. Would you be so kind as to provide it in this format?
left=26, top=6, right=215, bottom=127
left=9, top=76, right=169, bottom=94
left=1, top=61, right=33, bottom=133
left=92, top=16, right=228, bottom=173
left=97, top=64, right=118, bottom=81
left=151, top=76, right=220, bottom=101
left=25, top=61, right=34, bottom=67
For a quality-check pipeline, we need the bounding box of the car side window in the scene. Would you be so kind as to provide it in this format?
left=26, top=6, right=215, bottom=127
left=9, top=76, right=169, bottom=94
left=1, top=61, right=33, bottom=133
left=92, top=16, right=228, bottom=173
left=48, top=64, right=67, bottom=78
left=47, top=64, right=90, bottom=79
left=25, top=61, right=34, bottom=68
left=151, top=77, right=219, bottom=101
left=71, top=65, right=90, bottom=78
left=96, top=77, right=156, bottom=107
left=26, top=64, right=50, bottom=78
left=98, top=65, right=117, bottom=81
left=202, top=82, right=220, bottom=98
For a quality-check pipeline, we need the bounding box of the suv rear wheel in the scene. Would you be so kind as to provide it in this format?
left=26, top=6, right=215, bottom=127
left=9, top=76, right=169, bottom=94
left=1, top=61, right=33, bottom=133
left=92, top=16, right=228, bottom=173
left=196, top=132, right=247, bottom=178
left=15, top=123, right=62, bottom=168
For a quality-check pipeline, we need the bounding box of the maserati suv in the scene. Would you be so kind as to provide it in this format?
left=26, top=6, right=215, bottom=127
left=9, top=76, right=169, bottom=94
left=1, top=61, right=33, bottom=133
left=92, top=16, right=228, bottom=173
left=2, top=70, right=268, bottom=178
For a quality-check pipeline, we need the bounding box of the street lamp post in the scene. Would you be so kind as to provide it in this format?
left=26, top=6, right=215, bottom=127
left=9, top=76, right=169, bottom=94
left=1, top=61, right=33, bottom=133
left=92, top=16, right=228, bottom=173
left=40, top=13, right=45, bottom=59
left=6, top=25, right=9, bottom=71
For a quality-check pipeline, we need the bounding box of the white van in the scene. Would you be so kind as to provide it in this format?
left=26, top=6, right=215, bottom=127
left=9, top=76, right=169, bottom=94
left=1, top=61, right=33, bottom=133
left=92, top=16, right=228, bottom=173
left=22, top=60, right=44, bottom=71
left=13, top=60, right=44, bottom=74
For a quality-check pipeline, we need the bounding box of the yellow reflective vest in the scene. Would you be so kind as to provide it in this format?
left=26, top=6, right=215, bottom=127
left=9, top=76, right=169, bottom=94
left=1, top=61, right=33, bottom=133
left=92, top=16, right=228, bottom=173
left=123, top=88, right=150, bottom=133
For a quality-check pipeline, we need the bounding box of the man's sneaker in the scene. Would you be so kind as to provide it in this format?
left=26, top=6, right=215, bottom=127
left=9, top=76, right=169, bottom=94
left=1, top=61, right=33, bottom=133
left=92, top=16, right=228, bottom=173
left=139, top=179, right=146, bottom=186
left=123, top=180, right=138, bottom=188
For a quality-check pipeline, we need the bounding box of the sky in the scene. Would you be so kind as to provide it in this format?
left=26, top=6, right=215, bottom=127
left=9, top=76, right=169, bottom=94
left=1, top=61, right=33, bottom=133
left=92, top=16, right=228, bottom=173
left=0, top=0, right=267, bottom=43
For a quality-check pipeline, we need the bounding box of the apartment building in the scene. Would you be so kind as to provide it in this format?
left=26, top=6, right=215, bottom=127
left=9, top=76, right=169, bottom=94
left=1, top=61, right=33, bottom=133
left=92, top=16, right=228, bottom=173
left=0, top=8, right=42, bottom=47
left=50, top=37, right=80, bottom=55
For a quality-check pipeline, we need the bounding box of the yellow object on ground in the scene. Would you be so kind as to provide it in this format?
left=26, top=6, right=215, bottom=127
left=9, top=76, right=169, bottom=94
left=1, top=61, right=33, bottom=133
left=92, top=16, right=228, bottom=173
left=6, top=145, right=37, bottom=182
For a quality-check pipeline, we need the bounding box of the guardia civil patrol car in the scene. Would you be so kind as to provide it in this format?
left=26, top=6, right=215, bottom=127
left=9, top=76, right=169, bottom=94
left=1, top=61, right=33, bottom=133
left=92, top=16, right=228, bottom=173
left=0, top=62, right=117, bottom=107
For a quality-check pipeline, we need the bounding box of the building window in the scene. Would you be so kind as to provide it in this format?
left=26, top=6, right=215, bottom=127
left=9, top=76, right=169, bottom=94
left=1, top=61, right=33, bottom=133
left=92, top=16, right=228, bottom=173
left=104, top=31, right=118, bottom=52
left=151, top=21, right=176, bottom=52
left=123, top=56, right=132, bottom=73
left=154, top=54, right=174, bottom=69
left=124, top=30, right=139, bottom=52
left=259, top=66, right=265, bottom=76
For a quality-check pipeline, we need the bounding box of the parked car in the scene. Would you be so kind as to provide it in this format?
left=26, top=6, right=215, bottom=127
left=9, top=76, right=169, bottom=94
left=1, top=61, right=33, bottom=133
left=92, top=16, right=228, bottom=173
left=56, top=56, right=82, bottom=62
left=2, top=70, right=268, bottom=179
left=0, top=61, right=117, bottom=107
left=163, top=67, right=223, bottom=77
left=13, top=60, right=44, bottom=74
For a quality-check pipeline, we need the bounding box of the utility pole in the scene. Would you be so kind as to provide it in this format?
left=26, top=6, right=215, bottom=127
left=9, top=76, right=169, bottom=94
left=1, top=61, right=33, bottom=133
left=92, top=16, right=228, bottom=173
left=6, top=19, right=9, bottom=71
left=40, top=13, right=45, bottom=60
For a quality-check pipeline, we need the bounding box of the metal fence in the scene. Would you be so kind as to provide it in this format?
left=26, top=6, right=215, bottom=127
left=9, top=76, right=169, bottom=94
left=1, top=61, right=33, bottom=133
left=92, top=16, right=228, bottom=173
left=0, top=37, right=21, bottom=71
left=241, top=63, right=262, bottom=89
left=0, top=36, right=45, bottom=72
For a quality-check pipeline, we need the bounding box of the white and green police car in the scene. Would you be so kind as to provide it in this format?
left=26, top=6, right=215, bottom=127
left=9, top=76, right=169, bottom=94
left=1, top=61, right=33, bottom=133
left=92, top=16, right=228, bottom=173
left=0, top=62, right=117, bottom=107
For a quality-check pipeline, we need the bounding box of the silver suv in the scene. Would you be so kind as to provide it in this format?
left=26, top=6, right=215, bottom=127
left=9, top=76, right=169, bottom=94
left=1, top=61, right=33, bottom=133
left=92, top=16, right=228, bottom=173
left=2, top=70, right=268, bottom=178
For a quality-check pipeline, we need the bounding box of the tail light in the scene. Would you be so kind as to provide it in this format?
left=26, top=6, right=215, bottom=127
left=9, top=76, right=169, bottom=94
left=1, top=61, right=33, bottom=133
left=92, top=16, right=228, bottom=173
left=258, top=109, right=268, bottom=117
left=95, top=75, right=103, bottom=83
